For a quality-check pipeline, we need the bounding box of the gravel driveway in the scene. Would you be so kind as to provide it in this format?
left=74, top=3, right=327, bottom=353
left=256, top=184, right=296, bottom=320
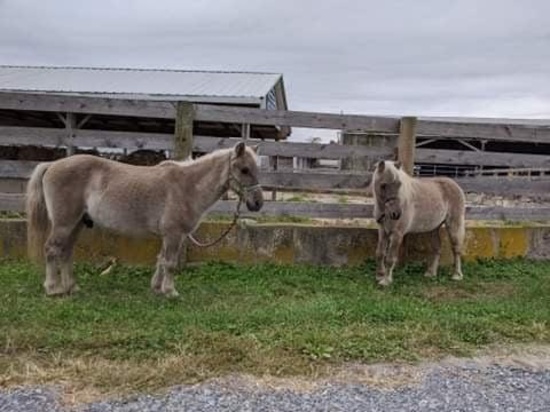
left=2, top=361, right=550, bottom=412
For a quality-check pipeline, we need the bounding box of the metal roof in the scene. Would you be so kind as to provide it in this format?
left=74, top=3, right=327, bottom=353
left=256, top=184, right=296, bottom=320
left=0, top=65, right=285, bottom=107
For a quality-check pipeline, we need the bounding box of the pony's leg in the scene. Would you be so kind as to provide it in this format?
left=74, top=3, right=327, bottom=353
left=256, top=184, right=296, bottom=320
left=375, top=228, right=388, bottom=281
left=379, top=231, right=403, bottom=287
left=150, top=256, right=165, bottom=294
left=424, top=228, right=441, bottom=278
left=44, top=225, right=74, bottom=296
left=160, top=234, right=184, bottom=298
left=59, top=222, right=83, bottom=294
left=446, top=218, right=465, bottom=280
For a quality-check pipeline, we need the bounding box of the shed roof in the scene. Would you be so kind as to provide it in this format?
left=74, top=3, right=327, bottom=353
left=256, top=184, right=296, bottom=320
left=0, top=65, right=287, bottom=108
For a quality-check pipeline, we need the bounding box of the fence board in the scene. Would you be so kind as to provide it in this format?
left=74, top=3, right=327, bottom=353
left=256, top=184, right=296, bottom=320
left=416, top=148, right=550, bottom=168
left=0, top=92, right=176, bottom=118
left=195, top=105, right=400, bottom=132
left=0, top=126, right=173, bottom=151
left=194, top=136, right=394, bottom=160
left=2, top=193, right=548, bottom=221
left=260, top=170, right=371, bottom=191
left=456, top=176, right=550, bottom=200
left=417, top=118, right=550, bottom=143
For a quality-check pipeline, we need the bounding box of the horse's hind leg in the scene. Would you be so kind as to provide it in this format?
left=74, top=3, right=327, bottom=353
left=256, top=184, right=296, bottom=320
left=44, top=222, right=82, bottom=296
left=424, top=228, right=441, bottom=278
left=59, top=222, right=83, bottom=294
left=445, top=215, right=465, bottom=281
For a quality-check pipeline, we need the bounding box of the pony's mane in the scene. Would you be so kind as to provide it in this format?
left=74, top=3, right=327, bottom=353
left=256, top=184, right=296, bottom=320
left=160, top=147, right=257, bottom=168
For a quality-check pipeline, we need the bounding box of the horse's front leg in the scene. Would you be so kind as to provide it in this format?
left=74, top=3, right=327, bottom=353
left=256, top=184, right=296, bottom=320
left=157, top=233, right=185, bottom=298
left=375, top=228, right=388, bottom=282
left=150, top=255, right=165, bottom=294
left=379, top=230, right=404, bottom=287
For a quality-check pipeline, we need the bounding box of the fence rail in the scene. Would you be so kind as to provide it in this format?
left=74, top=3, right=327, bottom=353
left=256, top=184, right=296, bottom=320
left=0, top=92, right=549, bottom=221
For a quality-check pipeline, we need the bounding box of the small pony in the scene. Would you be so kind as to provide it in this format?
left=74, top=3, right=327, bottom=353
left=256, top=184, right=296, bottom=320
left=26, top=142, right=263, bottom=298
left=372, top=160, right=465, bottom=286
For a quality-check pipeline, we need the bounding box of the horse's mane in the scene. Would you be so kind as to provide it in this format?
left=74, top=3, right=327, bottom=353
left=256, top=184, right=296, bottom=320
left=159, top=147, right=257, bottom=168
left=159, top=148, right=233, bottom=168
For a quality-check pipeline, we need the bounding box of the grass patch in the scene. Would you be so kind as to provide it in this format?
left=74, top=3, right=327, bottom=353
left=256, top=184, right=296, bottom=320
left=0, top=258, right=549, bottom=396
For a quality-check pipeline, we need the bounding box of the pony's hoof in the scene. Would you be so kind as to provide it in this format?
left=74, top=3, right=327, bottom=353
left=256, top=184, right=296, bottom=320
left=376, top=272, right=385, bottom=281
left=424, top=271, right=437, bottom=278
left=163, top=289, right=180, bottom=298
left=452, top=273, right=463, bottom=281
left=66, top=284, right=80, bottom=295
left=44, top=284, right=67, bottom=297
left=378, top=278, right=392, bottom=287
left=151, top=286, right=163, bottom=295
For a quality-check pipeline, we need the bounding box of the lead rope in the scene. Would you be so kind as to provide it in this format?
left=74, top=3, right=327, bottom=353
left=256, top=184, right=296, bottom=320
left=186, top=197, right=243, bottom=248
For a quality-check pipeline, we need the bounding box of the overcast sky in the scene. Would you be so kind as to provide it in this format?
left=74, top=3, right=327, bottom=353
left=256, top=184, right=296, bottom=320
left=1, top=0, right=549, bottom=140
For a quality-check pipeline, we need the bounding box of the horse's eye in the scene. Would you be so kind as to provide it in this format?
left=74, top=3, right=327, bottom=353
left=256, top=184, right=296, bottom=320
left=380, top=183, right=387, bottom=190
left=241, top=167, right=249, bottom=175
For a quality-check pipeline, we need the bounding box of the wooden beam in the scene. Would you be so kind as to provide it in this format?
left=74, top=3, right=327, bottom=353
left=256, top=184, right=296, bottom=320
left=174, top=102, right=194, bottom=160
left=456, top=176, right=550, bottom=200
left=416, top=118, right=550, bottom=143
left=397, top=117, right=417, bottom=175
left=65, top=113, right=76, bottom=156
left=416, top=148, right=550, bottom=168
left=0, top=92, right=176, bottom=119
left=0, top=126, right=173, bottom=151
left=1, top=193, right=549, bottom=221
left=193, top=135, right=394, bottom=160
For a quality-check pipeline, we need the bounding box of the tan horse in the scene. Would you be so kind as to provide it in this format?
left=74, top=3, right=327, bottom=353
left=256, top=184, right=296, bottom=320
left=26, top=142, right=263, bottom=297
left=372, top=161, right=465, bottom=286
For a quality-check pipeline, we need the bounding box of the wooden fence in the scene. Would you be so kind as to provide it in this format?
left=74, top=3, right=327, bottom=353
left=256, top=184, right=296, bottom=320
left=0, top=92, right=549, bottom=221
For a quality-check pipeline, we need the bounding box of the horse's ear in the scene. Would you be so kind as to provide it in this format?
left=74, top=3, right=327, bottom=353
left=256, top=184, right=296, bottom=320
left=394, top=161, right=402, bottom=170
left=234, top=141, right=246, bottom=157
left=377, top=161, right=385, bottom=173
left=251, top=144, right=260, bottom=154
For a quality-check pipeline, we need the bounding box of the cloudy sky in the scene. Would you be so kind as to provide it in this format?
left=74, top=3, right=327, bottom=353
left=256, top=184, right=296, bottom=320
left=1, top=0, right=549, bottom=137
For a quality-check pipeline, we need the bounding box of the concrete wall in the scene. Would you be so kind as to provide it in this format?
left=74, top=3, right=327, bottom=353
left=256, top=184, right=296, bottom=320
left=3, top=219, right=549, bottom=267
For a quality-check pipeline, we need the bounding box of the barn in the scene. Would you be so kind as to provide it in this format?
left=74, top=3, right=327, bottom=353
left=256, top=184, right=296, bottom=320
left=0, top=65, right=290, bottom=142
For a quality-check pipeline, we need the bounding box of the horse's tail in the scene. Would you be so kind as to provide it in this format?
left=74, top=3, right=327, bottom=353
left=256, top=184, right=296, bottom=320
left=26, top=162, right=52, bottom=262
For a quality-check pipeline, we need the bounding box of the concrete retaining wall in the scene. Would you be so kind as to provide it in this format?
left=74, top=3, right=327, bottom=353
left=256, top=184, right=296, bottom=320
left=2, top=219, right=549, bottom=266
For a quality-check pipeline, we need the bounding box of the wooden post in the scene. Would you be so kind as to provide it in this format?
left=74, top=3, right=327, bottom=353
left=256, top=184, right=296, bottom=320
left=397, top=116, right=417, bottom=176
left=174, top=102, right=195, bottom=160
left=242, top=123, right=250, bottom=141
left=64, top=113, right=76, bottom=156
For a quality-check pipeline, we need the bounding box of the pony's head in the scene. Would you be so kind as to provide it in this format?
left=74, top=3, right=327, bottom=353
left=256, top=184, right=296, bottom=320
left=229, top=142, right=264, bottom=212
left=373, top=160, right=404, bottom=220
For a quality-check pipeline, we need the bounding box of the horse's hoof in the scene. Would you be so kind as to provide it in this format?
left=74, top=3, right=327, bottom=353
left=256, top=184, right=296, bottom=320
left=163, top=289, right=180, bottom=298
left=376, top=272, right=385, bottom=281
left=67, top=284, right=80, bottom=294
left=44, top=285, right=67, bottom=297
left=452, top=273, right=464, bottom=281
left=424, top=271, right=437, bottom=278
left=377, top=278, right=392, bottom=287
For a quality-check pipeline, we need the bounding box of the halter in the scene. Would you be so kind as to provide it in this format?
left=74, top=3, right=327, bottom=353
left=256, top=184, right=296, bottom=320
left=375, top=196, right=399, bottom=224
left=187, top=152, right=261, bottom=248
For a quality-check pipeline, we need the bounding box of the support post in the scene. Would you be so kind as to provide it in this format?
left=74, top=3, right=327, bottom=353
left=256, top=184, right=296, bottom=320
left=174, top=102, right=195, bottom=160
left=397, top=116, right=417, bottom=176
left=65, top=113, right=76, bottom=156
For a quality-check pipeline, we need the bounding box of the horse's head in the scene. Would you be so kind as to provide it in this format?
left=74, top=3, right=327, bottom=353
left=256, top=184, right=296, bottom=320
left=229, top=142, right=264, bottom=212
left=373, top=160, right=403, bottom=220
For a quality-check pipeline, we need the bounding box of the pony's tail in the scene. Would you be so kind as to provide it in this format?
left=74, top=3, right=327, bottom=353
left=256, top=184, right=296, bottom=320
left=25, top=162, right=52, bottom=262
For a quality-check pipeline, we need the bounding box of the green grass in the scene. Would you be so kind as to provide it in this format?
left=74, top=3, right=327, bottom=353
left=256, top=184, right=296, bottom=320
left=0, top=258, right=549, bottom=393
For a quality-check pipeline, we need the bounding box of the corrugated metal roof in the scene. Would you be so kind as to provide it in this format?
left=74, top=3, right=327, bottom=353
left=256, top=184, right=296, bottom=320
left=0, top=65, right=284, bottom=106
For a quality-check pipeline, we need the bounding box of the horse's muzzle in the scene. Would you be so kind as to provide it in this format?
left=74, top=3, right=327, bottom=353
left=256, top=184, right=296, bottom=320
left=245, top=188, right=264, bottom=212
